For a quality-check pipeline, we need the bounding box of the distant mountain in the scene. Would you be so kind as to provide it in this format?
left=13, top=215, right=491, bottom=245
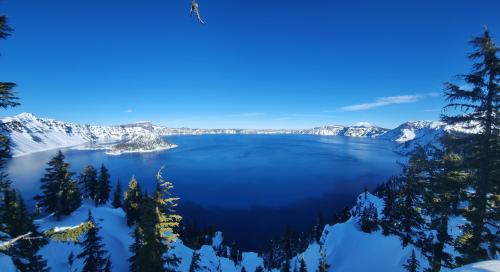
left=0, top=113, right=174, bottom=156
left=0, top=113, right=473, bottom=157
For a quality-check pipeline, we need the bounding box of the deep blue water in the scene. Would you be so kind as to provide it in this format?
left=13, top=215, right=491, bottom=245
left=8, top=134, right=404, bottom=249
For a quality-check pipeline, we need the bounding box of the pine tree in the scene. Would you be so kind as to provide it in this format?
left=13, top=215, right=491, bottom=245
left=392, top=151, right=426, bottom=247
left=441, top=28, right=499, bottom=264
left=124, top=176, right=142, bottom=226
left=34, top=151, right=81, bottom=219
left=104, top=258, right=112, bottom=272
left=1, top=190, right=50, bottom=272
left=188, top=251, right=201, bottom=272
left=403, top=250, right=419, bottom=272
left=77, top=210, right=110, bottom=272
left=318, top=246, right=329, bottom=272
left=112, top=180, right=123, bottom=208
left=79, top=165, right=97, bottom=199
left=419, top=146, right=459, bottom=271
left=68, top=251, right=75, bottom=272
left=358, top=203, right=379, bottom=233
left=128, top=168, right=182, bottom=272
left=299, top=255, right=307, bottom=272
left=97, top=164, right=111, bottom=205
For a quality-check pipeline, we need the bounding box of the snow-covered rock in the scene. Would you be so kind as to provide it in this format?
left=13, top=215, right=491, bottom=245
left=0, top=113, right=174, bottom=157
left=451, top=260, right=500, bottom=272
left=0, top=113, right=478, bottom=157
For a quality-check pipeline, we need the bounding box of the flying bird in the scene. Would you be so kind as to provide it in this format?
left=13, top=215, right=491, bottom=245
left=190, top=0, right=205, bottom=24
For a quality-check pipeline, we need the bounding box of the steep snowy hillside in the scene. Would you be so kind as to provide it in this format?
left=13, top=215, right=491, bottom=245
left=1, top=113, right=473, bottom=157
left=2, top=194, right=497, bottom=272
left=0, top=113, right=174, bottom=156
left=287, top=192, right=499, bottom=272
left=1, top=200, right=265, bottom=272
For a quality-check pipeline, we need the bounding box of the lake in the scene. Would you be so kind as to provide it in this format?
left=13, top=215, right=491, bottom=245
left=9, top=134, right=404, bottom=250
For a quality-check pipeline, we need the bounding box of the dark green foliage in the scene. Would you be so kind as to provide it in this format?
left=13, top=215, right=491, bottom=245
left=1, top=190, right=49, bottom=272
left=124, top=176, right=142, bottom=226
left=299, top=255, right=307, bottom=272
left=112, top=180, right=123, bottom=208
left=318, top=246, right=329, bottom=272
left=0, top=15, right=13, bottom=39
left=129, top=169, right=182, bottom=272
left=77, top=211, right=110, bottom=272
left=358, top=203, right=379, bottom=233
left=0, top=82, right=20, bottom=109
left=441, top=28, right=499, bottom=264
left=177, top=219, right=215, bottom=250
left=255, top=266, right=264, bottom=272
left=311, top=214, right=325, bottom=243
left=35, top=151, right=81, bottom=219
left=188, top=251, right=201, bottom=272
left=98, top=164, right=111, bottom=205
left=68, top=251, right=75, bottom=272
left=403, top=250, right=419, bottom=272
left=104, top=258, right=112, bottom=272
left=79, top=165, right=97, bottom=199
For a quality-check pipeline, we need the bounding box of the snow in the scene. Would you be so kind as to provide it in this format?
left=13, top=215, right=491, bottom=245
left=1, top=113, right=479, bottom=158
left=1, top=192, right=496, bottom=271
left=0, top=113, right=175, bottom=157
left=29, top=200, right=264, bottom=272
left=0, top=253, right=16, bottom=272
left=451, top=261, right=500, bottom=272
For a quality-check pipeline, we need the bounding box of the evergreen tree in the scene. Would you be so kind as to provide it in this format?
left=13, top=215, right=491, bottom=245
left=188, top=251, right=201, bottom=272
left=34, top=151, right=81, bottom=219
left=241, top=266, right=247, bottom=272
left=1, top=190, right=49, bottom=272
left=79, top=165, right=97, bottom=199
left=77, top=210, right=110, bottom=272
left=318, top=246, right=329, bottom=272
left=358, top=203, right=379, bottom=233
left=299, top=255, right=307, bottom=272
left=68, top=251, right=76, bottom=272
left=403, top=250, right=419, bottom=272
left=97, top=164, right=111, bottom=205
left=392, top=151, right=426, bottom=247
left=111, top=180, right=123, bottom=208
left=281, top=259, right=291, bottom=272
left=255, top=266, right=264, bottom=272
left=311, top=214, right=325, bottom=243
left=128, top=168, right=182, bottom=272
left=104, top=258, right=112, bottom=272
left=441, top=28, right=499, bottom=264
left=124, top=176, right=142, bottom=226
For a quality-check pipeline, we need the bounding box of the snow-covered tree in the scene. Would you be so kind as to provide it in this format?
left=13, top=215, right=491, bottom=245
left=77, top=211, right=110, bottom=272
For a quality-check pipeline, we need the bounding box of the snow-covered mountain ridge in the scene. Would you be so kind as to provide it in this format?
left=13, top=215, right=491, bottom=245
left=0, top=113, right=174, bottom=156
left=0, top=113, right=470, bottom=157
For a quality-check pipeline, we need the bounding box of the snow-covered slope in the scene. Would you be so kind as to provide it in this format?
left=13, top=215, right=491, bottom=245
left=0, top=200, right=264, bottom=272
left=2, top=195, right=497, bottom=272
left=0, top=113, right=173, bottom=157
left=308, top=122, right=389, bottom=138
left=0, top=113, right=475, bottom=157
left=287, top=192, right=498, bottom=272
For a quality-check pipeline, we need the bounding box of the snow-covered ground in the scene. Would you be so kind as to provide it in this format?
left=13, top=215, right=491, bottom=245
left=2, top=194, right=498, bottom=271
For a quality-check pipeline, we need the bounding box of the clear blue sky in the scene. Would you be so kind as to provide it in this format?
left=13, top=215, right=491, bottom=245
left=0, top=0, right=499, bottom=129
